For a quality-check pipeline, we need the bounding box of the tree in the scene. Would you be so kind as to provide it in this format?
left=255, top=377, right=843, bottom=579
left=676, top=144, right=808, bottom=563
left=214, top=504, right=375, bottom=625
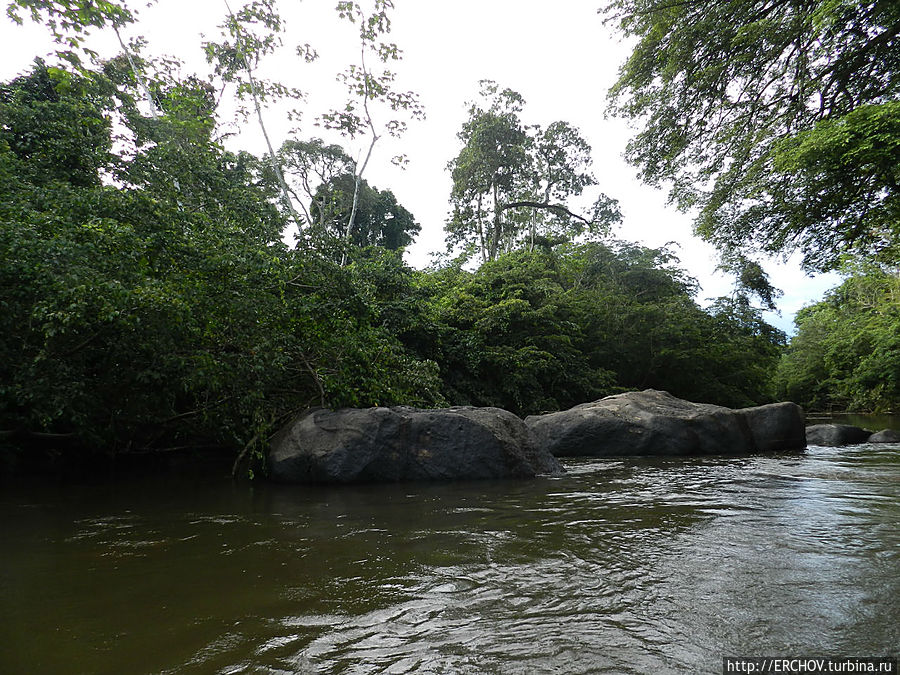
left=447, top=81, right=621, bottom=263
left=526, top=120, right=598, bottom=246
left=308, top=173, right=420, bottom=259
left=203, top=0, right=311, bottom=227
left=604, top=0, right=900, bottom=271
left=278, top=137, right=354, bottom=234
left=0, top=58, right=112, bottom=188
left=446, top=82, right=531, bottom=262
left=775, top=263, right=900, bottom=412
left=716, top=251, right=783, bottom=312
left=319, top=0, right=423, bottom=266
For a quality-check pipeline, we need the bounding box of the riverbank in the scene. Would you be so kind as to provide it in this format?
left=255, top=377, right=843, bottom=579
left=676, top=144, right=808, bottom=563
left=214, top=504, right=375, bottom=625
left=4, top=401, right=897, bottom=484
left=0, top=441, right=235, bottom=483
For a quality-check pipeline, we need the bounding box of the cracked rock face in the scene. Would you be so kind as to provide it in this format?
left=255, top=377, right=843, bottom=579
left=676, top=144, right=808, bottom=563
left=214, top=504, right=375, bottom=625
left=268, top=405, right=563, bottom=484
left=525, top=389, right=806, bottom=458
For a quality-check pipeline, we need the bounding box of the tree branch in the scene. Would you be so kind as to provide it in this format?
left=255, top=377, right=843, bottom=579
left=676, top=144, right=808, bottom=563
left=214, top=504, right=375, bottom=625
left=500, top=200, right=593, bottom=225
left=222, top=0, right=302, bottom=228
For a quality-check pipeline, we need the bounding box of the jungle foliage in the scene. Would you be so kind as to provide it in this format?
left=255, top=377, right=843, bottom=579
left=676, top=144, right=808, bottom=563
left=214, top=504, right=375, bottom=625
left=0, top=60, right=785, bottom=465
left=11, top=0, right=896, bottom=472
left=604, top=0, right=900, bottom=272
left=0, top=60, right=441, bottom=465
left=775, top=265, right=900, bottom=413
left=604, top=0, right=900, bottom=415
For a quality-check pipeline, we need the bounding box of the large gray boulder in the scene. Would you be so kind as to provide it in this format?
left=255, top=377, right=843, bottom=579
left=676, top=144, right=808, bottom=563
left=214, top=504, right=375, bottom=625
left=269, top=406, right=563, bottom=483
left=805, top=424, right=873, bottom=447
left=525, top=390, right=805, bottom=458
left=739, top=401, right=808, bottom=452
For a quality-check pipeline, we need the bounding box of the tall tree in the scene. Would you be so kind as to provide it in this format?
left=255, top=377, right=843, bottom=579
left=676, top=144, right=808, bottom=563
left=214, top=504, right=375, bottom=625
left=319, top=0, right=423, bottom=266
left=526, top=120, right=620, bottom=248
left=278, top=138, right=354, bottom=234
left=447, top=81, right=620, bottom=263
left=203, top=0, right=312, bottom=227
left=309, top=173, right=420, bottom=259
left=446, top=82, right=531, bottom=262
left=603, top=0, right=900, bottom=271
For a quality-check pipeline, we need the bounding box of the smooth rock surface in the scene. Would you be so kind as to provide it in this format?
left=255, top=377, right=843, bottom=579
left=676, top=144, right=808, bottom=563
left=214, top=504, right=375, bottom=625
left=738, top=402, right=808, bottom=452
left=805, top=424, right=873, bottom=447
left=269, top=406, right=563, bottom=484
left=525, top=389, right=806, bottom=458
left=866, top=429, right=900, bottom=443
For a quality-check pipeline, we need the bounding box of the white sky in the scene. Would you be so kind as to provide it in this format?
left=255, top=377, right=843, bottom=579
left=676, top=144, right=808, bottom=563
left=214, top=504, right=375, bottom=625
left=0, top=0, right=841, bottom=333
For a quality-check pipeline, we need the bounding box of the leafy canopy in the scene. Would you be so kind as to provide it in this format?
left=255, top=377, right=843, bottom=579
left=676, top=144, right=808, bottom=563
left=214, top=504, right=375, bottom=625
left=447, top=81, right=621, bottom=263
left=604, top=0, right=900, bottom=271
left=309, top=173, right=420, bottom=260
left=0, top=60, right=442, bottom=464
left=775, top=262, right=900, bottom=412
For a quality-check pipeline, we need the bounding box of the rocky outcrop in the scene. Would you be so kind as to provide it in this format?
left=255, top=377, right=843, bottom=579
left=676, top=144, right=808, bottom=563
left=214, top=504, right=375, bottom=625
left=525, top=389, right=806, bottom=458
left=737, top=401, right=808, bottom=452
left=805, top=424, right=873, bottom=447
left=267, top=391, right=821, bottom=483
left=268, top=406, right=563, bottom=484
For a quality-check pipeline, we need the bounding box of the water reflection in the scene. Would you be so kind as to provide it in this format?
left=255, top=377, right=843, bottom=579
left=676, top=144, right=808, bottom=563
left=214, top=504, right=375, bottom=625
left=1, top=444, right=898, bottom=674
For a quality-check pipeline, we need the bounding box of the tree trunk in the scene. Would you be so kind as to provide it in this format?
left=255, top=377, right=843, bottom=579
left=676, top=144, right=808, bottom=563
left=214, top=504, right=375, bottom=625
left=222, top=0, right=302, bottom=229
left=476, top=192, right=487, bottom=263
left=490, top=181, right=501, bottom=261
left=340, top=45, right=379, bottom=267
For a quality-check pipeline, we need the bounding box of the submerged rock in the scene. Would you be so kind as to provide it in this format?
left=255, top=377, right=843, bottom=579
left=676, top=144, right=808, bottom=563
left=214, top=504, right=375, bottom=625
left=865, top=429, right=900, bottom=443
left=269, top=406, right=563, bottom=484
left=524, top=389, right=805, bottom=458
left=805, top=424, right=873, bottom=447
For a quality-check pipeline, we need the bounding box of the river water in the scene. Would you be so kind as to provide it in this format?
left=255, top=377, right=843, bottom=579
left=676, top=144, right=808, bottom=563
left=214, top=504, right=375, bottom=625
left=2, top=442, right=898, bottom=674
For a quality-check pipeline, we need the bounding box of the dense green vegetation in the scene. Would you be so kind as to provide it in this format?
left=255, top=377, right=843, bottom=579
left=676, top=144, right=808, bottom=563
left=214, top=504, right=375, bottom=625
left=775, top=265, right=900, bottom=413
left=604, top=0, right=900, bottom=414
left=0, top=60, right=443, bottom=466
left=604, top=0, right=900, bottom=272
left=0, top=54, right=785, bottom=468
left=2, top=0, right=899, bottom=474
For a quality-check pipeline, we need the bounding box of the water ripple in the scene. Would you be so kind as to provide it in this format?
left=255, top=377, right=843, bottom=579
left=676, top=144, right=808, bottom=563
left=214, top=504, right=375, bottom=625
left=2, top=444, right=899, bottom=674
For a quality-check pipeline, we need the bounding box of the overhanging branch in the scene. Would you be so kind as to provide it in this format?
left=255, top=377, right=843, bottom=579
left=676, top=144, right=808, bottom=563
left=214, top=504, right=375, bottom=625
left=500, top=200, right=592, bottom=225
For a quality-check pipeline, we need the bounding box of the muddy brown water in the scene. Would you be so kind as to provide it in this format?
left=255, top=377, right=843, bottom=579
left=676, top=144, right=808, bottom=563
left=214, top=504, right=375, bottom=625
left=1, top=441, right=898, bottom=674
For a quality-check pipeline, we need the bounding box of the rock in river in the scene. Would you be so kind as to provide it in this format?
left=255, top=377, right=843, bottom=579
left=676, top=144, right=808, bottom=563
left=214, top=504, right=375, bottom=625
left=804, top=424, right=873, bottom=447
left=868, top=429, right=900, bottom=443
left=804, top=423, right=900, bottom=446
left=525, top=389, right=806, bottom=458
left=269, top=406, right=563, bottom=484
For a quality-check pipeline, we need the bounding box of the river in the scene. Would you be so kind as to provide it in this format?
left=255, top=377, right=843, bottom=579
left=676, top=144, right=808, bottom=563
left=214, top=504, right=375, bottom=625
left=2, top=441, right=898, bottom=674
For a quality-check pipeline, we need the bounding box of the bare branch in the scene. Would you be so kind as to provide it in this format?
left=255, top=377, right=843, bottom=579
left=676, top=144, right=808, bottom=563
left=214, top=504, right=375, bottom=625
left=500, top=200, right=593, bottom=226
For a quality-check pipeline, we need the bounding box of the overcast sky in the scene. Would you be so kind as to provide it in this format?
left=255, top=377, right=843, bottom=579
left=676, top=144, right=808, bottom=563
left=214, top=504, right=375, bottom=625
left=0, top=0, right=842, bottom=333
